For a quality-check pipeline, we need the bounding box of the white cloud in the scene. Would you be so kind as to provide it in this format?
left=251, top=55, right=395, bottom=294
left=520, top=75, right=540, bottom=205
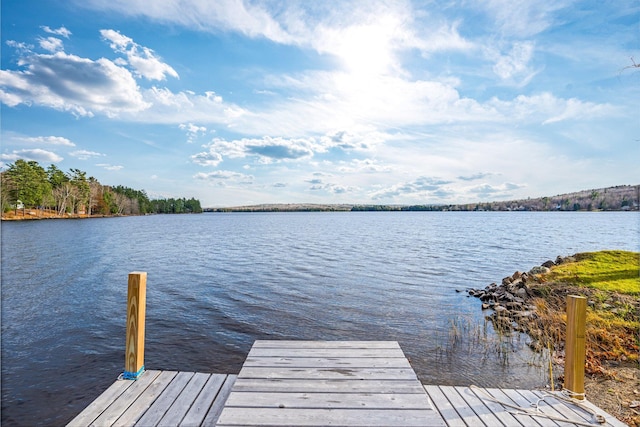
left=84, top=0, right=293, bottom=44
left=0, top=149, right=63, bottom=163
left=96, top=163, right=124, bottom=170
left=306, top=176, right=357, bottom=194
left=467, top=182, right=526, bottom=199
left=80, top=1, right=473, bottom=73
left=6, top=40, right=34, bottom=51
left=407, top=21, right=474, bottom=57
left=191, top=150, right=223, bottom=167
left=179, top=123, right=207, bottom=143
left=38, top=37, right=64, bottom=52
left=194, top=136, right=318, bottom=166
left=339, top=158, right=393, bottom=173
left=194, top=170, right=254, bottom=185
left=18, top=135, right=76, bottom=146
left=480, top=0, right=570, bottom=37
left=492, top=41, right=535, bottom=81
left=243, top=71, right=500, bottom=136
left=489, top=93, right=617, bottom=124
left=0, top=51, right=150, bottom=117
left=70, top=150, right=105, bottom=160
left=135, top=88, right=246, bottom=124
left=100, top=29, right=179, bottom=81
left=41, top=26, right=72, bottom=38
left=458, top=172, right=494, bottom=181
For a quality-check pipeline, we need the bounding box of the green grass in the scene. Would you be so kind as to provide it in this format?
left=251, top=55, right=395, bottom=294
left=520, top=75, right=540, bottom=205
left=546, top=250, right=640, bottom=295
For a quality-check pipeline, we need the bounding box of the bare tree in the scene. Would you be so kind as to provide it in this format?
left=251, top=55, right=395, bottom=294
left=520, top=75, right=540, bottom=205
left=54, top=182, right=75, bottom=216
left=113, top=192, right=128, bottom=215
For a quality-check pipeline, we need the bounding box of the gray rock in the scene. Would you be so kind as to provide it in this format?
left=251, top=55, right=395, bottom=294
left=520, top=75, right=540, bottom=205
left=514, top=310, right=536, bottom=319
left=529, top=266, right=550, bottom=275
left=503, top=292, right=515, bottom=301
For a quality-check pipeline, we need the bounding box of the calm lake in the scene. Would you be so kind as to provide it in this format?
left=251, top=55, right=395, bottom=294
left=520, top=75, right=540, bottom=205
left=1, top=211, right=638, bottom=425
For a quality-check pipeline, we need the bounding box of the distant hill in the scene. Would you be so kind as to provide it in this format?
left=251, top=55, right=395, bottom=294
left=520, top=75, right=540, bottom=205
left=206, top=185, right=639, bottom=212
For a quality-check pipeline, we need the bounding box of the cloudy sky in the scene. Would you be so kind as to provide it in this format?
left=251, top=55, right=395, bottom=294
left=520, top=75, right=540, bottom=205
left=1, top=1, right=638, bottom=207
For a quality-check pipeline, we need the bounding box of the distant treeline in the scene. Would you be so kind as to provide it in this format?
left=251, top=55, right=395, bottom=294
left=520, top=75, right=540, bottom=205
left=207, top=185, right=639, bottom=212
left=1, top=159, right=202, bottom=216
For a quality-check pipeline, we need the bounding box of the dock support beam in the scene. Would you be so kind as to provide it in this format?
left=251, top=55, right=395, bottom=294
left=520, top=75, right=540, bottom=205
left=123, top=272, right=147, bottom=380
left=564, top=295, right=586, bottom=399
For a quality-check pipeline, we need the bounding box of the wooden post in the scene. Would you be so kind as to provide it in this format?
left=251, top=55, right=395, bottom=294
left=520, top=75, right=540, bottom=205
left=123, top=272, right=147, bottom=380
left=564, top=295, right=586, bottom=399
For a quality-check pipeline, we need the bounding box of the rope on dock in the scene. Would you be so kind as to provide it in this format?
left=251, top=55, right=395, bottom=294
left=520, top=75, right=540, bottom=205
left=468, top=385, right=606, bottom=426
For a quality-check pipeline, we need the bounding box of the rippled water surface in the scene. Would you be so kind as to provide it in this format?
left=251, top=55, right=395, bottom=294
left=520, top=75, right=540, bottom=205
left=2, top=211, right=638, bottom=425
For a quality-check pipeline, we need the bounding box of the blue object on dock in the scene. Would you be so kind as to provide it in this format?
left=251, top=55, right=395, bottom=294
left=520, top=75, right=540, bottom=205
left=122, top=365, right=145, bottom=380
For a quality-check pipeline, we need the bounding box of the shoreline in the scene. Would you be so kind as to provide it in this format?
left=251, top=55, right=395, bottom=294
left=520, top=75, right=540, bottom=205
left=1, top=210, right=202, bottom=221
left=467, top=252, right=640, bottom=426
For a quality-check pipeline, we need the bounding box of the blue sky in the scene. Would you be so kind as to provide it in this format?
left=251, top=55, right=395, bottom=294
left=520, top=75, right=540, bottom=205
left=1, top=1, right=638, bottom=207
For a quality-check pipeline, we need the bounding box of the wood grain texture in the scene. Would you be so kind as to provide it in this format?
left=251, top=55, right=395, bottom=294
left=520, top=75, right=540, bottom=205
left=565, top=295, right=586, bottom=399
left=125, top=272, right=147, bottom=376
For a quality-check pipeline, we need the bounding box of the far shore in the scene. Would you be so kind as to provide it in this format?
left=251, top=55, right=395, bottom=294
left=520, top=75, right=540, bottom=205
left=3, top=206, right=638, bottom=221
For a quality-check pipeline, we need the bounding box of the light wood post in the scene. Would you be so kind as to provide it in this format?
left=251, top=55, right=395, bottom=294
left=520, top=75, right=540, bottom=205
left=123, top=272, right=147, bottom=380
left=564, top=295, right=586, bottom=399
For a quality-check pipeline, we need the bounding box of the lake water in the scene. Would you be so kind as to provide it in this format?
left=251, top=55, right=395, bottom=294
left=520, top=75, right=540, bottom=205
left=1, top=211, right=638, bottom=425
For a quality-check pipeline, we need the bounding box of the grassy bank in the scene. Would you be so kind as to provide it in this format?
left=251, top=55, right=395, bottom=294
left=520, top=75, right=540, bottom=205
left=521, top=251, right=639, bottom=426
left=467, top=250, right=639, bottom=424
left=531, top=250, right=639, bottom=366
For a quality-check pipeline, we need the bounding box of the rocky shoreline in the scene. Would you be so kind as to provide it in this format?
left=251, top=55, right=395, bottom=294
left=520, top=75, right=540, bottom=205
left=466, top=255, right=576, bottom=346
left=466, top=254, right=640, bottom=426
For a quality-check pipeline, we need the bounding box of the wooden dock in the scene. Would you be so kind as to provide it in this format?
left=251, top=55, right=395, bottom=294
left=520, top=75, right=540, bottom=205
left=216, top=340, right=444, bottom=426
left=67, top=340, right=626, bottom=427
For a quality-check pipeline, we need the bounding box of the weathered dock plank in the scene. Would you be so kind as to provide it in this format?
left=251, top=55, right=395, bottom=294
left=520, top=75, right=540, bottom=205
left=91, top=370, right=163, bottom=426
left=66, top=371, right=232, bottom=427
left=251, top=340, right=401, bottom=349
left=247, top=347, right=405, bottom=358
left=216, top=408, right=443, bottom=426
left=66, top=376, right=134, bottom=427
left=224, top=391, right=432, bottom=409
left=67, top=340, right=628, bottom=427
left=423, top=385, right=468, bottom=427
left=200, top=375, right=236, bottom=427
left=519, top=389, right=577, bottom=427
left=238, top=366, right=419, bottom=380
left=423, top=385, right=628, bottom=427
left=216, top=340, right=446, bottom=427
left=231, top=378, right=426, bottom=394
left=242, top=356, right=412, bottom=368
left=456, top=385, right=523, bottom=427
left=135, top=371, right=195, bottom=426
left=158, top=372, right=211, bottom=427
left=179, top=373, right=226, bottom=427
left=113, top=370, right=178, bottom=427
left=484, top=387, right=546, bottom=427
left=529, top=389, right=628, bottom=427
